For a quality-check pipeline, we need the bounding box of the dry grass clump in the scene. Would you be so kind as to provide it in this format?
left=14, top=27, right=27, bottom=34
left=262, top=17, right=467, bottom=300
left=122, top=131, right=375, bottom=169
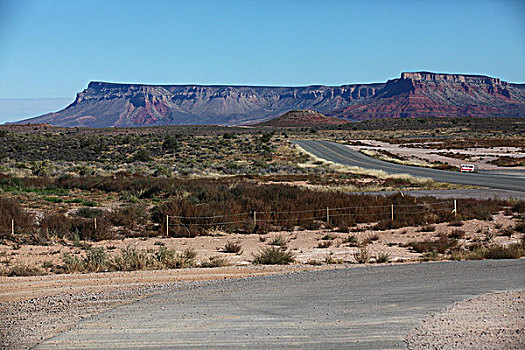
left=376, top=252, right=391, bottom=263
left=222, top=241, right=243, bottom=254
left=448, top=229, right=466, bottom=239
left=353, top=246, right=371, bottom=264
left=268, top=235, right=288, bottom=248
left=343, top=234, right=359, bottom=246
left=409, top=235, right=458, bottom=254
left=452, top=242, right=525, bottom=261
left=482, top=244, right=524, bottom=259
left=5, top=265, right=45, bottom=277
left=252, top=246, right=294, bottom=265
left=61, top=246, right=197, bottom=273
left=200, top=256, right=229, bottom=268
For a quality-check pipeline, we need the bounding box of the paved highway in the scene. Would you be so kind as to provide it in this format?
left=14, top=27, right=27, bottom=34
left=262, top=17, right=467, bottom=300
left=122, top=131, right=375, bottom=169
left=37, top=260, right=525, bottom=349
left=293, top=140, right=525, bottom=192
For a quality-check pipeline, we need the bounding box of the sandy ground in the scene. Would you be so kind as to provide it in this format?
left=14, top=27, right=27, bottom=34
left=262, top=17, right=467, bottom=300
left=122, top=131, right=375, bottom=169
left=1, top=213, right=520, bottom=273
left=0, top=212, right=522, bottom=349
left=348, top=139, right=525, bottom=173
left=406, top=291, right=525, bottom=349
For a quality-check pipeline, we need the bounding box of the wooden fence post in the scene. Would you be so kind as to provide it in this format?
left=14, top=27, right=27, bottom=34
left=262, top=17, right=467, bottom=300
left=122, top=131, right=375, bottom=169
left=454, top=200, right=457, bottom=217
left=253, top=211, right=257, bottom=226
left=94, top=217, right=97, bottom=230
left=391, top=204, right=394, bottom=221
left=11, top=219, right=14, bottom=235
left=166, top=215, right=169, bottom=237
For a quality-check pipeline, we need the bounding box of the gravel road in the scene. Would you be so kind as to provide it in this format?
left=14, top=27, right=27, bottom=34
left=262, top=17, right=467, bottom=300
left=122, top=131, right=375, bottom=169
left=293, top=140, right=525, bottom=192
left=36, top=259, right=525, bottom=349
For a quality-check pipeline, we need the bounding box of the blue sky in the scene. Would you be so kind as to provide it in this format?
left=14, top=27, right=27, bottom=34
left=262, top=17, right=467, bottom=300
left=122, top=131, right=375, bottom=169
left=0, top=0, right=524, bottom=122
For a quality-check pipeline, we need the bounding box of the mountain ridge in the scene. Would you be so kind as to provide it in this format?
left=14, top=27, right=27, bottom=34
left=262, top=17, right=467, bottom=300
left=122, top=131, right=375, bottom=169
left=18, top=72, right=525, bottom=127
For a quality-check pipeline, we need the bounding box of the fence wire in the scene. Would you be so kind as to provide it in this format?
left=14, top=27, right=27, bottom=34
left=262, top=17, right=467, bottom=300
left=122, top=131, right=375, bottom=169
left=165, top=200, right=455, bottom=232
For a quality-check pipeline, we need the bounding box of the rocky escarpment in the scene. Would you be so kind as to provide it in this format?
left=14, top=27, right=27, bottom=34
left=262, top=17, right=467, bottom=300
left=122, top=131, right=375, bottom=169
left=257, top=110, right=349, bottom=127
left=19, top=72, right=525, bottom=127
left=332, top=72, right=523, bottom=120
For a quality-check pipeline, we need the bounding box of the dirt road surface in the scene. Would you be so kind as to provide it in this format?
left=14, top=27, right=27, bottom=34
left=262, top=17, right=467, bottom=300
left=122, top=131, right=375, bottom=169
left=36, top=259, right=525, bottom=349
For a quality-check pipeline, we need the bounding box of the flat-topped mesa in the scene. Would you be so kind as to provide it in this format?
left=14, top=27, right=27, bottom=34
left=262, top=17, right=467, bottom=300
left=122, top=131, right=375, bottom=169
left=401, top=72, right=507, bottom=86
left=17, top=71, right=525, bottom=127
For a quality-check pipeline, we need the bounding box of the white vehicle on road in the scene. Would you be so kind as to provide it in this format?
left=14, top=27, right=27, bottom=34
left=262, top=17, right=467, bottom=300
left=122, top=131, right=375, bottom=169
left=460, top=164, right=476, bottom=173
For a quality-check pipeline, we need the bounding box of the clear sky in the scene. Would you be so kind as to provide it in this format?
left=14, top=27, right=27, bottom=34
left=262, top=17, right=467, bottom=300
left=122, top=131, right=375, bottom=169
left=0, top=0, right=524, bottom=122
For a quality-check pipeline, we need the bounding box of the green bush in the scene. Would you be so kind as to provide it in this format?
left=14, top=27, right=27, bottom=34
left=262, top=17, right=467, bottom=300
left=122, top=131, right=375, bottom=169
left=253, top=246, right=294, bottom=265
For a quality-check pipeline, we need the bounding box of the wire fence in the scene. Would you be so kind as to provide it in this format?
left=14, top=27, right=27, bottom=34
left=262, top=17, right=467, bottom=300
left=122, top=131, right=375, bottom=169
left=165, top=200, right=458, bottom=236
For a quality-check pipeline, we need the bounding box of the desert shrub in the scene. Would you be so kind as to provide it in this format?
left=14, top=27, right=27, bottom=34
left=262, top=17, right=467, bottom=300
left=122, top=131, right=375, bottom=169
left=76, top=207, right=103, bottom=218
left=0, top=196, right=35, bottom=235
left=514, top=223, right=525, bottom=234
left=420, top=251, right=440, bottom=261
left=200, top=256, right=229, bottom=268
left=376, top=252, right=391, bottom=263
left=0, top=176, right=24, bottom=191
left=458, top=199, right=504, bottom=221
left=344, top=234, right=359, bottom=247
left=448, top=229, right=466, bottom=239
left=307, top=259, right=323, bottom=265
left=174, top=248, right=197, bottom=268
left=253, top=246, right=294, bottom=265
left=7, top=265, right=45, bottom=277
left=321, top=234, right=335, bottom=240
left=222, top=241, right=243, bottom=254
left=133, top=149, right=152, bottom=162
left=83, top=247, right=110, bottom=272
left=362, top=233, right=379, bottom=245
left=154, top=247, right=197, bottom=269
left=111, top=245, right=153, bottom=271
left=71, top=217, right=114, bottom=241
left=482, top=244, right=524, bottom=259
left=353, top=246, right=370, bottom=264
left=268, top=235, right=288, bottom=248
left=335, top=223, right=350, bottom=233
left=498, top=227, right=514, bottom=237
left=107, top=204, right=148, bottom=231
left=39, top=213, right=73, bottom=239
left=62, top=247, right=110, bottom=273
left=62, top=253, right=84, bottom=273
left=409, top=235, right=458, bottom=254
left=512, top=201, right=525, bottom=213
left=450, top=249, right=483, bottom=261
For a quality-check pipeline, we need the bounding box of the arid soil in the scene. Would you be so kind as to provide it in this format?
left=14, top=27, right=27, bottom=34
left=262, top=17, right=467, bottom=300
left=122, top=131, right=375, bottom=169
left=0, top=213, right=520, bottom=272
left=406, top=291, right=525, bottom=349
left=1, top=212, right=522, bottom=349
